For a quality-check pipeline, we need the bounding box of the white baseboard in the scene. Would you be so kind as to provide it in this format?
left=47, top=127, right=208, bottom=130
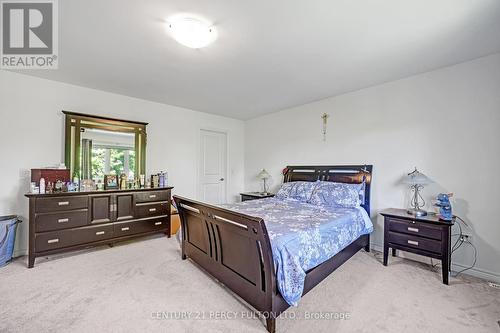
left=369, top=242, right=500, bottom=284
left=13, top=248, right=27, bottom=258
left=450, top=262, right=500, bottom=283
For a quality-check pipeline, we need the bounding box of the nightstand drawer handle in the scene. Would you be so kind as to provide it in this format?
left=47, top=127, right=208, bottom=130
left=149, top=208, right=157, bottom=212
left=407, top=240, right=419, bottom=246
left=149, top=194, right=156, bottom=199
left=121, top=227, right=130, bottom=231
left=47, top=238, right=59, bottom=244
left=58, top=201, right=69, bottom=206
left=155, top=222, right=162, bottom=226
left=58, top=218, right=69, bottom=223
left=407, top=227, right=419, bottom=233
left=96, top=231, right=105, bottom=235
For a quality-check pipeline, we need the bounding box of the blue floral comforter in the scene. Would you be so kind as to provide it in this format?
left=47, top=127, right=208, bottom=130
left=221, top=197, right=373, bottom=306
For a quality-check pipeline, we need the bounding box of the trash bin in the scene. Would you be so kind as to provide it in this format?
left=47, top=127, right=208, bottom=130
left=0, top=215, right=21, bottom=267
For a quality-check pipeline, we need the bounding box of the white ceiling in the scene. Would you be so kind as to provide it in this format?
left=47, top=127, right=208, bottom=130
left=16, top=0, right=500, bottom=120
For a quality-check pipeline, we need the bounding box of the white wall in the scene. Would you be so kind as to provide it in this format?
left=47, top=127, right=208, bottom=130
left=0, top=71, right=245, bottom=256
left=2, top=53, right=499, bottom=281
left=245, top=53, right=500, bottom=281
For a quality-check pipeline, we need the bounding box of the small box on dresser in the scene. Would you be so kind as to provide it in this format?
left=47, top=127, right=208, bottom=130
left=380, top=208, right=454, bottom=285
left=31, top=168, right=70, bottom=186
left=25, top=187, right=173, bottom=268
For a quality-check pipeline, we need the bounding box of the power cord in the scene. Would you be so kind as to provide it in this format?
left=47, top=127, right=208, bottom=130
left=451, top=240, right=477, bottom=277
left=450, top=215, right=477, bottom=277
left=429, top=215, right=477, bottom=276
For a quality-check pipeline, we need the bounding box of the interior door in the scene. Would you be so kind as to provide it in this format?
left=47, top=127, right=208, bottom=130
left=199, top=129, right=227, bottom=204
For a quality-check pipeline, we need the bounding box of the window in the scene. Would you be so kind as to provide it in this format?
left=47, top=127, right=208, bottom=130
left=91, top=147, right=136, bottom=181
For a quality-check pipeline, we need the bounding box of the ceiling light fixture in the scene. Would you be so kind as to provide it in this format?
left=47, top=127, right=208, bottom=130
left=167, top=16, right=217, bottom=49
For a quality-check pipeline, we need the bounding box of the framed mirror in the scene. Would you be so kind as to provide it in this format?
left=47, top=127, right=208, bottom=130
left=64, top=111, right=147, bottom=183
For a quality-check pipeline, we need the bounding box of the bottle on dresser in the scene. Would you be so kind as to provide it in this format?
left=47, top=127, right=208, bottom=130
left=39, top=178, right=46, bottom=194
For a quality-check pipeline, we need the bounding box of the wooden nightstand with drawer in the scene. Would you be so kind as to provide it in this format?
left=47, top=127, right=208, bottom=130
left=240, top=192, right=275, bottom=202
left=380, top=208, right=454, bottom=285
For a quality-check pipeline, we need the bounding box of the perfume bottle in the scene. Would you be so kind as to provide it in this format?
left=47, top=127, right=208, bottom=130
left=120, top=173, right=127, bottom=190
left=159, top=171, right=165, bottom=188
left=39, top=178, right=46, bottom=194
left=46, top=181, right=54, bottom=194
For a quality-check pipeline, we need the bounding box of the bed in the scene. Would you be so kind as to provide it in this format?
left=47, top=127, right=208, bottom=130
left=173, top=165, right=373, bottom=332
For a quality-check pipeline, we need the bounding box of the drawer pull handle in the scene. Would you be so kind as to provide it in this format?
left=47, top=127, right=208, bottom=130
left=96, top=231, right=105, bottom=235
left=407, top=227, right=419, bottom=232
left=149, top=194, right=157, bottom=199
left=47, top=238, right=59, bottom=244
left=407, top=240, right=419, bottom=246
left=149, top=208, right=157, bottom=212
left=58, top=218, right=69, bottom=223
left=121, top=227, right=130, bottom=231
left=58, top=201, right=69, bottom=206
left=155, top=222, right=162, bottom=226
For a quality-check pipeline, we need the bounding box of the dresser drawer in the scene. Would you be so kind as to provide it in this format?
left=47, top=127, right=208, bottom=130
left=388, top=231, right=442, bottom=254
left=114, top=218, right=169, bottom=237
left=135, top=201, right=169, bottom=218
left=35, top=209, right=88, bottom=232
left=134, top=190, right=169, bottom=203
left=387, top=217, right=442, bottom=240
left=35, top=224, right=114, bottom=252
left=36, top=196, right=88, bottom=213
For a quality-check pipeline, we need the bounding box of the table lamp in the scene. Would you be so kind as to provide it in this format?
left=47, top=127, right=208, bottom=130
left=403, top=167, right=432, bottom=217
left=257, top=169, right=271, bottom=194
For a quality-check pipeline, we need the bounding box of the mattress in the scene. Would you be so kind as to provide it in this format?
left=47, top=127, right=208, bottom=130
left=221, top=197, right=373, bottom=306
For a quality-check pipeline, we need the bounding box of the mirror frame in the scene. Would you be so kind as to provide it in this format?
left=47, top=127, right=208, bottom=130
left=63, top=111, right=147, bottom=180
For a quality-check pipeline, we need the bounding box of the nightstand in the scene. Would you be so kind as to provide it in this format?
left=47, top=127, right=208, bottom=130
left=380, top=208, right=454, bottom=285
left=240, top=192, right=275, bottom=202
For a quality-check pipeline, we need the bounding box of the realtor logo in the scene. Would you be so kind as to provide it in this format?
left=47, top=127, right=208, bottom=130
left=1, top=0, right=58, bottom=69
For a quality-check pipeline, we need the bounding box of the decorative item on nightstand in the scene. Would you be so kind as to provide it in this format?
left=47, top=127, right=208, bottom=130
left=435, top=193, right=453, bottom=221
left=403, top=167, right=432, bottom=217
left=257, top=169, right=271, bottom=194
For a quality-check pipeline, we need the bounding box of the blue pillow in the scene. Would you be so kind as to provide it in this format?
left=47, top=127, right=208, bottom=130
left=309, top=181, right=363, bottom=208
left=275, top=181, right=318, bottom=202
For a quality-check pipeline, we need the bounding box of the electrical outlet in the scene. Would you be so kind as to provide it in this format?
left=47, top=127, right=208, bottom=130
left=489, top=282, right=500, bottom=289
left=460, top=234, right=471, bottom=242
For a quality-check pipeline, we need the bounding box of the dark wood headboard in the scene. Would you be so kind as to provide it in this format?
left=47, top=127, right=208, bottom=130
left=283, top=165, right=373, bottom=215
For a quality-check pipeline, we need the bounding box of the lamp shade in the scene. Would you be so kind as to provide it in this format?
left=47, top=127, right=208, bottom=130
left=257, top=169, right=270, bottom=180
left=403, top=168, right=432, bottom=185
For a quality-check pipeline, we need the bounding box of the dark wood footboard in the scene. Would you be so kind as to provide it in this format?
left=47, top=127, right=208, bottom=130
left=174, top=195, right=370, bottom=333
left=173, top=196, right=277, bottom=314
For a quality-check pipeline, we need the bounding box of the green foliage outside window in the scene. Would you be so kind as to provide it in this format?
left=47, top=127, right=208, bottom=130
left=91, top=147, right=135, bottom=180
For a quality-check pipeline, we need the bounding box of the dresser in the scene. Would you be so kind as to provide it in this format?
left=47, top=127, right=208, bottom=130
left=25, top=187, right=173, bottom=268
left=380, top=208, right=454, bottom=284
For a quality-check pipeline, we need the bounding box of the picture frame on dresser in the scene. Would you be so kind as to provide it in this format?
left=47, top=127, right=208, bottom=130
left=104, top=175, right=118, bottom=190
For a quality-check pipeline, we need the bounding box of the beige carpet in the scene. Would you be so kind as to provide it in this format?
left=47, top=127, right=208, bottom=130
left=0, top=236, right=499, bottom=333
